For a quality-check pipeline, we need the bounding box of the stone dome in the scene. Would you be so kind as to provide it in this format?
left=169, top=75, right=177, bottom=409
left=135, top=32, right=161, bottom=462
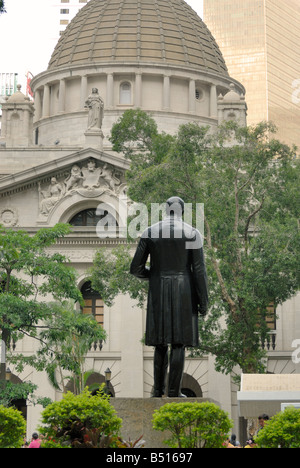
left=48, top=0, right=229, bottom=76
left=7, top=85, right=30, bottom=103
left=222, top=83, right=243, bottom=101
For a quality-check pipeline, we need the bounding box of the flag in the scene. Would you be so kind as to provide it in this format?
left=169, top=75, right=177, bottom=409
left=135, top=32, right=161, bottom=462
left=26, top=71, right=34, bottom=98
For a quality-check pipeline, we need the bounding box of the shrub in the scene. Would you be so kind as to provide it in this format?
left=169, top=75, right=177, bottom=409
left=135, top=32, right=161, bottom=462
left=255, top=407, right=300, bottom=448
left=0, top=405, right=26, bottom=448
left=39, top=387, right=122, bottom=447
left=152, top=401, right=233, bottom=448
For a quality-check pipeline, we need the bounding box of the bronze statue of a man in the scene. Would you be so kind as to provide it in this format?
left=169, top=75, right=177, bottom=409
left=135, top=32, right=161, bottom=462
left=130, top=197, right=208, bottom=397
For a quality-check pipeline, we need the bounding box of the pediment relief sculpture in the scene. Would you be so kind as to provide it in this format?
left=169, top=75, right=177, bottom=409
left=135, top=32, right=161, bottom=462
left=38, top=177, right=65, bottom=215
left=38, top=159, right=127, bottom=216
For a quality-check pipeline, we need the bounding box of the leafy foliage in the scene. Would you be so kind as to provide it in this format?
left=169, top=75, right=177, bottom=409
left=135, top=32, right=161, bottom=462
left=89, top=245, right=147, bottom=308
left=0, top=380, right=37, bottom=407
left=39, top=387, right=122, bottom=448
left=0, top=224, right=105, bottom=389
left=152, top=401, right=233, bottom=448
left=255, top=407, right=300, bottom=448
left=9, top=301, right=107, bottom=394
left=0, top=405, right=26, bottom=448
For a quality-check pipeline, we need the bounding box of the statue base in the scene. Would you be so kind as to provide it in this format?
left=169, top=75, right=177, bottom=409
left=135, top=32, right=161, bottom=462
left=110, top=397, right=218, bottom=448
left=84, top=128, right=103, bottom=149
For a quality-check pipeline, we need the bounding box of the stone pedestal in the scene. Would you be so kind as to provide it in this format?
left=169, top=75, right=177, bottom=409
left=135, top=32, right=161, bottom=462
left=110, top=398, right=218, bottom=448
left=84, top=129, right=103, bottom=149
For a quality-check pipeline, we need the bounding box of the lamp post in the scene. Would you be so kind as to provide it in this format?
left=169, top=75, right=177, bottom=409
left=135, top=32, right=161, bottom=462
left=104, top=368, right=111, bottom=395
left=5, top=367, right=11, bottom=382
left=0, top=339, right=6, bottom=382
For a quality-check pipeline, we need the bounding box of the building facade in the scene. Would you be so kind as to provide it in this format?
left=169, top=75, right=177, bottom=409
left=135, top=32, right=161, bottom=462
left=0, top=0, right=299, bottom=442
left=55, top=0, right=89, bottom=37
left=203, top=0, right=300, bottom=153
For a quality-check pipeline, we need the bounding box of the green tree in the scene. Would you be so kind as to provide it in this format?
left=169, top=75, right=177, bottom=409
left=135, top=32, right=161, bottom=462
left=9, top=301, right=107, bottom=395
left=152, top=401, right=233, bottom=448
left=89, top=245, right=147, bottom=308
left=39, top=388, right=122, bottom=448
left=96, top=110, right=299, bottom=375
left=0, top=380, right=37, bottom=408
left=0, top=405, right=26, bottom=448
left=0, top=224, right=90, bottom=387
left=255, top=407, right=300, bottom=448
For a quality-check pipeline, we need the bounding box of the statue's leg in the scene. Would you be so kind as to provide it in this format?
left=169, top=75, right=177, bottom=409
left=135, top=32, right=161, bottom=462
left=153, top=345, right=168, bottom=397
left=168, top=345, right=186, bottom=397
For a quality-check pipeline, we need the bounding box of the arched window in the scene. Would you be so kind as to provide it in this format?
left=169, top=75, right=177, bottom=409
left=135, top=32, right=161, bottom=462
left=120, top=82, right=131, bottom=105
left=81, top=281, right=104, bottom=327
left=69, top=208, right=118, bottom=227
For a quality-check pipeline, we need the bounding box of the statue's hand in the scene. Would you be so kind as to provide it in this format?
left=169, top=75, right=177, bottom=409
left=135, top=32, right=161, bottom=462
left=198, top=307, right=207, bottom=317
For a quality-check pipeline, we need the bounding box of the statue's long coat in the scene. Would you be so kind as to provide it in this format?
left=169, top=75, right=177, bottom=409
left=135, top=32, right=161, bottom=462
left=130, top=216, right=208, bottom=347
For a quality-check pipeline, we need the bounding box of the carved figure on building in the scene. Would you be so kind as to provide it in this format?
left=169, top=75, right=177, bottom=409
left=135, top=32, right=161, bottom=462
left=100, top=163, right=121, bottom=191
left=38, top=160, right=126, bottom=216
left=63, top=159, right=123, bottom=196
left=85, top=88, right=104, bottom=131
left=65, top=165, right=84, bottom=192
left=81, top=159, right=102, bottom=189
left=38, top=177, right=64, bottom=215
left=0, top=207, right=18, bottom=227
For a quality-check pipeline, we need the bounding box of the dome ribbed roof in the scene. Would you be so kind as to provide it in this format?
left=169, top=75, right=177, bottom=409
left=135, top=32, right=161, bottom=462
left=48, top=0, right=228, bottom=76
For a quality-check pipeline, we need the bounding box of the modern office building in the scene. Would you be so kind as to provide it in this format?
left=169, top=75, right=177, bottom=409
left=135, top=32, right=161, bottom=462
left=0, top=73, right=19, bottom=98
left=55, top=0, right=89, bottom=36
left=203, top=0, right=300, bottom=152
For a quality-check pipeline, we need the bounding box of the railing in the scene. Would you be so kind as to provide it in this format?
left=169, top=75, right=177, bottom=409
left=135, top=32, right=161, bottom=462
left=261, top=331, right=276, bottom=351
left=90, top=340, right=103, bottom=352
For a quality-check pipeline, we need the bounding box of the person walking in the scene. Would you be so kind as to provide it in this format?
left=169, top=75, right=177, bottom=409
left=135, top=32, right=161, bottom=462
left=28, top=432, right=41, bottom=448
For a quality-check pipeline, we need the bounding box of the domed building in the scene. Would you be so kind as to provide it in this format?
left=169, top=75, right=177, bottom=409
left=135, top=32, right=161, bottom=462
left=30, top=0, right=246, bottom=148
left=5, top=0, right=298, bottom=445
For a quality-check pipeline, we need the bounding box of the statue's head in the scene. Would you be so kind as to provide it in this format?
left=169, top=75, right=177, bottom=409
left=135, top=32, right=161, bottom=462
left=166, top=196, right=184, bottom=217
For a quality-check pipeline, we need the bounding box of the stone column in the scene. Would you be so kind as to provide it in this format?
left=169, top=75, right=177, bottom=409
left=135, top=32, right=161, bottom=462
left=106, top=73, right=114, bottom=108
left=163, top=75, right=170, bottom=110
left=34, top=88, right=42, bottom=121
left=58, top=78, right=66, bottom=113
left=135, top=72, right=142, bottom=107
left=42, top=84, right=50, bottom=118
left=80, top=75, right=88, bottom=109
left=189, top=79, right=196, bottom=114
left=120, top=299, right=144, bottom=397
left=210, top=84, right=218, bottom=118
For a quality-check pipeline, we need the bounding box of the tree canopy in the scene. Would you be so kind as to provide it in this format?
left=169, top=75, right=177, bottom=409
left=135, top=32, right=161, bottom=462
left=91, top=110, right=300, bottom=375
left=255, top=407, right=300, bottom=448
left=0, top=224, right=106, bottom=390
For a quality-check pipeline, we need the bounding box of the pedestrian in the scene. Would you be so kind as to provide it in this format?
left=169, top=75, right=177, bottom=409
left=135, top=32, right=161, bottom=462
left=230, top=434, right=240, bottom=447
left=22, top=437, right=29, bottom=448
left=257, top=413, right=269, bottom=432
left=224, top=437, right=235, bottom=448
left=244, top=438, right=256, bottom=448
left=28, top=432, right=41, bottom=448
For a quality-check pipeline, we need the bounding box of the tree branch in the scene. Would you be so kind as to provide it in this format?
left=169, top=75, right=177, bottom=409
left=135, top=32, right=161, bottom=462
left=205, top=217, right=237, bottom=317
left=244, top=197, right=265, bottom=253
